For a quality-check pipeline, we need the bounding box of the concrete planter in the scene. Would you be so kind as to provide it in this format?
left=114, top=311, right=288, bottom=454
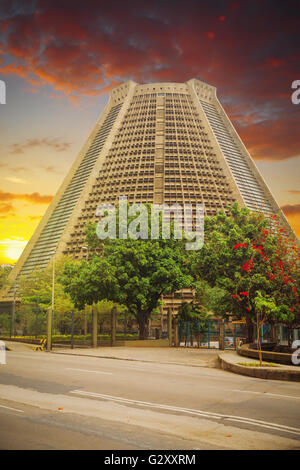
left=237, top=343, right=297, bottom=366
left=115, top=339, right=169, bottom=347
left=218, top=353, right=300, bottom=382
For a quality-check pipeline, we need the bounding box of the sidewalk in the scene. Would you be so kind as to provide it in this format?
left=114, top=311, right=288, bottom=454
left=7, top=341, right=299, bottom=381
left=219, top=350, right=300, bottom=382
left=50, top=345, right=220, bottom=368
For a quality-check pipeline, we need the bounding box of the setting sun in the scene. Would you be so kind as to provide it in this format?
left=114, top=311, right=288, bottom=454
left=0, top=238, right=27, bottom=264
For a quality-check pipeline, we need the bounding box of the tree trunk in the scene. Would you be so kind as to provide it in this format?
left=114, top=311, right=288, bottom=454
left=245, top=314, right=254, bottom=344
left=256, top=314, right=262, bottom=367
left=270, top=323, right=277, bottom=344
left=138, top=320, right=148, bottom=340
left=288, top=327, right=293, bottom=348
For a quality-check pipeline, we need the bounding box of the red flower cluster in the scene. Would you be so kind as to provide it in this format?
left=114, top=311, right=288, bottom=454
left=241, top=259, right=254, bottom=272
left=233, top=243, right=247, bottom=249
left=292, top=287, right=297, bottom=296
left=231, top=222, right=299, bottom=308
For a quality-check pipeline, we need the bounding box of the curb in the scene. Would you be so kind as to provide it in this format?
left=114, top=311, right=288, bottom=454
left=49, top=350, right=218, bottom=369
left=218, top=354, right=300, bottom=382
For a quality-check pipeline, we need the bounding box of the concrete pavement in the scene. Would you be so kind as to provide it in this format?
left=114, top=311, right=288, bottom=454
left=1, top=341, right=300, bottom=449
left=5, top=341, right=300, bottom=381
left=50, top=344, right=220, bottom=368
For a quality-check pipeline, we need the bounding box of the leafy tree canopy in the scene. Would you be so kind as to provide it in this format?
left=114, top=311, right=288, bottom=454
left=60, top=203, right=193, bottom=339
left=189, top=203, right=300, bottom=335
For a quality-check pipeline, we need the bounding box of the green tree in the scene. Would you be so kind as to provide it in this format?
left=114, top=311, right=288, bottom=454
left=60, top=204, right=193, bottom=339
left=189, top=203, right=300, bottom=344
left=18, top=256, right=79, bottom=335
left=0, top=264, right=12, bottom=290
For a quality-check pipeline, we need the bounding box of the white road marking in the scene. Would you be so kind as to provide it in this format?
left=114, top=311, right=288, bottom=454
left=70, top=389, right=300, bottom=437
left=231, top=390, right=300, bottom=400
left=0, top=404, right=24, bottom=413
left=70, top=390, right=222, bottom=420
left=66, top=368, right=113, bottom=375
left=226, top=418, right=300, bottom=435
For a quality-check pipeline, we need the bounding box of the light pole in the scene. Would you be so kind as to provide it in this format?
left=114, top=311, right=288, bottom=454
left=82, top=246, right=89, bottom=338
left=10, top=275, right=16, bottom=338
left=47, top=253, right=55, bottom=351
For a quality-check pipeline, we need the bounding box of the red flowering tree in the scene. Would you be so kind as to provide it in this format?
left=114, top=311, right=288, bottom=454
left=190, top=204, right=300, bottom=345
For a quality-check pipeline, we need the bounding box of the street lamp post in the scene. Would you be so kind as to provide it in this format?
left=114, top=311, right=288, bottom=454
left=10, top=276, right=16, bottom=338
left=47, top=253, right=55, bottom=351
left=82, top=246, right=89, bottom=339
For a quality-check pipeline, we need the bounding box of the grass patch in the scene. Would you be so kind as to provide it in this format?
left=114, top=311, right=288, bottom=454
left=238, top=361, right=278, bottom=368
left=0, top=334, right=139, bottom=343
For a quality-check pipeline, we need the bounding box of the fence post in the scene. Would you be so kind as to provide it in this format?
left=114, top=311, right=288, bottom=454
left=219, top=320, right=224, bottom=350
left=46, top=307, right=52, bottom=351
left=71, top=310, right=75, bottom=349
left=84, top=305, right=88, bottom=337
left=234, top=323, right=237, bottom=349
left=111, top=307, right=117, bottom=346
left=167, top=308, right=172, bottom=347
left=173, top=316, right=179, bottom=347
left=124, top=311, right=127, bottom=341
left=92, top=305, right=98, bottom=348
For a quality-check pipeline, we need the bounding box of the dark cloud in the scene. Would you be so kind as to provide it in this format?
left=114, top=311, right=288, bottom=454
left=281, top=204, right=300, bottom=215
left=0, top=0, right=299, bottom=161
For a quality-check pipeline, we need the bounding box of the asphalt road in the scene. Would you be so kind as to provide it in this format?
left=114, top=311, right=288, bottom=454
left=0, top=343, right=300, bottom=450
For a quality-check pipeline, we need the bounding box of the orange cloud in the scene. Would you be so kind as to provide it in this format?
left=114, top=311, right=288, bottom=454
left=9, top=138, right=71, bottom=154
left=286, top=190, right=300, bottom=195
left=0, top=203, right=15, bottom=214
left=28, top=215, right=42, bottom=221
left=281, top=205, right=300, bottom=240
left=0, top=191, right=53, bottom=204
left=0, top=1, right=298, bottom=162
left=281, top=204, right=300, bottom=216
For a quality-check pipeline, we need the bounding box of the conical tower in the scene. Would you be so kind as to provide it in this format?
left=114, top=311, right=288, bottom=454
left=1, top=79, right=297, bottom=309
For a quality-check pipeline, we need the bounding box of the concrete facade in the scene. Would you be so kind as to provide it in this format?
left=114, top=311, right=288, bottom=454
left=1, top=79, right=296, bottom=320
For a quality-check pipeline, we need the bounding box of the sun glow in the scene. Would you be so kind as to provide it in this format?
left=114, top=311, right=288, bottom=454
left=0, top=238, right=28, bottom=263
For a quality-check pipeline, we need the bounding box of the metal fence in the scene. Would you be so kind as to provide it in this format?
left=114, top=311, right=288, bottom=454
left=0, top=306, right=139, bottom=347
left=1, top=304, right=299, bottom=349
left=178, top=320, right=246, bottom=349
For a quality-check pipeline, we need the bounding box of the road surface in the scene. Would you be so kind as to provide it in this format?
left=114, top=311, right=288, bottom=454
left=0, top=343, right=299, bottom=450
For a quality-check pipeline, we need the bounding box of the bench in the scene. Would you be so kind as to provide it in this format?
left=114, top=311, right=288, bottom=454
left=33, top=338, right=47, bottom=351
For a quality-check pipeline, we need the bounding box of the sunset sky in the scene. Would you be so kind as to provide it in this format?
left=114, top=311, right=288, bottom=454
left=0, top=0, right=299, bottom=265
